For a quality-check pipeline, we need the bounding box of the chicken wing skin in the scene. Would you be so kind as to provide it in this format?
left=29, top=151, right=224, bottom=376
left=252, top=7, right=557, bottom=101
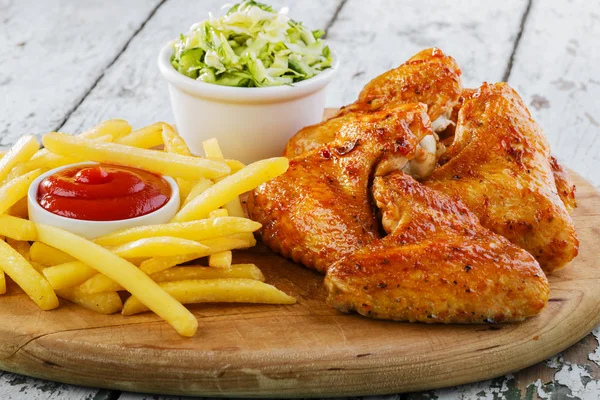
left=549, top=156, right=577, bottom=212
left=425, top=82, right=578, bottom=272
left=325, top=172, right=549, bottom=323
left=248, top=103, right=432, bottom=274
left=284, top=48, right=462, bottom=158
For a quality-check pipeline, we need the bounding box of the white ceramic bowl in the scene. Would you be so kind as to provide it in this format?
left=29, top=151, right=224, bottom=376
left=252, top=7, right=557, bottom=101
left=158, top=42, right=339, bottom=163
left=28, top=162, right=180, bottom=240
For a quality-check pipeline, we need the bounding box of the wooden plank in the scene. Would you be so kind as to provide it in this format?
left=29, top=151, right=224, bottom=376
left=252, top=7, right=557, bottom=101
left=59, top=0, right=344, bottom=134
left=0, top=0, right=162, bottom=145
left=0, top=169, right=598, bottom=398
left=507, top=0, right=600, bottom=189
left=324, top=0, right=529, bottom=106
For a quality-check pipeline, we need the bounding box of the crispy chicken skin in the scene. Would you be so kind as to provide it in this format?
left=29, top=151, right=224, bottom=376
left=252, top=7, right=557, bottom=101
left=550, top=156, right=577, bottom=212
left=325, top=172, right=549, bottom=323
left=284, top=48, right=462, bottom=158
left=247, top=104, right=432, bottom=274
left=425, top=82, right=578, bottom=272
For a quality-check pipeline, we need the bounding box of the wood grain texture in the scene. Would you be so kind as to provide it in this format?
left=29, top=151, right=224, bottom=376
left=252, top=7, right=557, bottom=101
left=507, top=0, right=600, bottom=189
left=0, top=169, right=598, bottom=398
left=0, top=0, right=161, bottom=145
left=58, top=0, right=343, bottom=135
left=324, top=0, right=528, bottom=106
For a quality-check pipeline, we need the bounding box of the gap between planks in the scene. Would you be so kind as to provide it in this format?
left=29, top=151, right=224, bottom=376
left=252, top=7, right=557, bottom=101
left=502, top=0, right=533, bottom=82
left=53, top=0, right=168, bottom=134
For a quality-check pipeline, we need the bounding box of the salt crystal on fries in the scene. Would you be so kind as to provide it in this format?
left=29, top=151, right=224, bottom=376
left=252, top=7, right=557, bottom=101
left=42, top=133, right=230, bottom=181
left=122, top=279, right=296, bottom=316
left=35, top=223, right=198, bottom=337
left=56, top=287, right=122, bottom=315
left=111, top=237, right=209, bottom=258
left=0, top=135, right=40, bottom=183
left=0, top=240, right=58, bottom=310
left=94, top=216, right=260, bottom=247
left=0, top=169, right=43, bottom=214
left=173, top=157, right=289, bottom=221
left=0, top=215, right=37, bottom=241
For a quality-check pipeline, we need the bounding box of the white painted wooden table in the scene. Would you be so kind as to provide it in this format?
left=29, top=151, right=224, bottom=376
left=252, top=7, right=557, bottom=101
left=1, top=0, right=599, bottom=398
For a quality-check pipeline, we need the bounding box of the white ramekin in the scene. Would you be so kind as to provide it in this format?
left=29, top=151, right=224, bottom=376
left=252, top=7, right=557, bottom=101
left=28, top=162, right=180, bottom=240
left=158, top=42, right=338, bottom=163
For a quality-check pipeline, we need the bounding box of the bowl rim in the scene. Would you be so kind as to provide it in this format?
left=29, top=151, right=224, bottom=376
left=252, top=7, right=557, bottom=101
left=27, top=162, right=180, bottom=226
left=157, top=40, right=339, bottom=103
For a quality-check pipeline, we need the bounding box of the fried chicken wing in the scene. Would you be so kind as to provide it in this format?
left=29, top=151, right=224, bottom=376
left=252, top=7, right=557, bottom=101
left=550, top=156, right=577, bottom=212
left=248, top=104, right=432, bottom=273
left=284, top=48, right=462, bottom=159
left=325, top=172, right=549, bottom=323
left=425, top=82, right=578, bottom=272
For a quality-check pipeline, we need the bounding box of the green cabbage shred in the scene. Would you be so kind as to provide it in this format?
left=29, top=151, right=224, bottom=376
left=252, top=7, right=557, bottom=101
left=171, top=0, right=333, bottom=87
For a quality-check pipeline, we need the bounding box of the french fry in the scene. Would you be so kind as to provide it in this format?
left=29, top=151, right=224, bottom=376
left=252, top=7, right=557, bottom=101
left=35, top=224, right=198, bottom=337
left=79, top=274, right=123, bottom=294
left=162, top=124, right=191, bottom=156
left=0, top=268, right=5, bottom=295
left=6, top=238, right=31, bottom=260
left=203, top=139, right=245, bottom=217
left=0, top=214, right=36, bottom=241
left=122, top=279, right=296, bottom=315
left=43, top=133, right=229, bottom=181
left=208, top=209, right=233, bottom=269
left=0, top=240, right=58, bottom=310
left=0, top=169, right=43, bottom=214
left=43, top=261, right=97, bottom=290
left=111, top=237, right=209, bottom=258
left=225, top=159, right=246, bottom=174
left=30, top=261, right=47, bottom=273
left=151, top=264, right=265, bottom=283
left=79, top=119, right=132, bottom=140
left=162, top=124, right=195, bottom=199
left=0, top=135, right=40, bottom=183
left=139, top=235, right=255, bottom=275
left=182, top=178, right=213, bottom=207
left=116, top=122, right=165, bottom=149
left=30, top=242, right=75, bottom=266
left=94, top=216, right=261, bottom=247
left=7, top=197, right=29, bottom=219
left=56, top=287, right=122, bottom=314
left=173, top=157, right=289, bottom=222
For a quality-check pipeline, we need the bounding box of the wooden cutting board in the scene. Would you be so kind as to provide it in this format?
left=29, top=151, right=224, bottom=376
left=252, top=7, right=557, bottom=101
left=0, top=130, right=599, bottom=398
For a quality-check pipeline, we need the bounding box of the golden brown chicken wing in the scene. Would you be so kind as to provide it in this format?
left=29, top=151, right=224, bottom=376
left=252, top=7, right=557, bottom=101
left=248, top=103, right=432, bottom=273
left=325, top=172, right=549, bottom=323
left=284, top=48, right=462, bottom=158
left=550, top=156, right=577, bottom=212
left=425, top=82, right=578, bottom=272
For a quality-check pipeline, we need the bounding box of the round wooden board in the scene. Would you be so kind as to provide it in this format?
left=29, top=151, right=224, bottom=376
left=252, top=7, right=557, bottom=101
left=0, top=177, right=599, bottom=397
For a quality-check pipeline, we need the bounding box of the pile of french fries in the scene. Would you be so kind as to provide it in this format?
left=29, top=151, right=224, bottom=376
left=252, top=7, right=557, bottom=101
left=0, top=120, right=294, bottom=337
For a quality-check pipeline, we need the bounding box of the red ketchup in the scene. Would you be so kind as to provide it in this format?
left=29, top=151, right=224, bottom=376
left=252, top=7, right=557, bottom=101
left=37, top=164, right=171, bottom=221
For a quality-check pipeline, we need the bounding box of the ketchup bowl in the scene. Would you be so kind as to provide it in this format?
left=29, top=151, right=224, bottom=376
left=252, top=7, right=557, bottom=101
left=27, top=162, right=180, bottom=239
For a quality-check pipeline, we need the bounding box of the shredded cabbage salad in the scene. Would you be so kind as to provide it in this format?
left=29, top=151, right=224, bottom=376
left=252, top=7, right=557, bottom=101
left=171, top=0, right=333, bottom=87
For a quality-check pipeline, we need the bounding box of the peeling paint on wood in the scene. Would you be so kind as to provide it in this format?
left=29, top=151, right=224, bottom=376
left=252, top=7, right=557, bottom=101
left=0, top=0, right=162, bottom=145
left=508, top=0, right=600, bottom=189
left=324, top=0, right=529, bottom=106
left=1, top=0, right=599, bottom=399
